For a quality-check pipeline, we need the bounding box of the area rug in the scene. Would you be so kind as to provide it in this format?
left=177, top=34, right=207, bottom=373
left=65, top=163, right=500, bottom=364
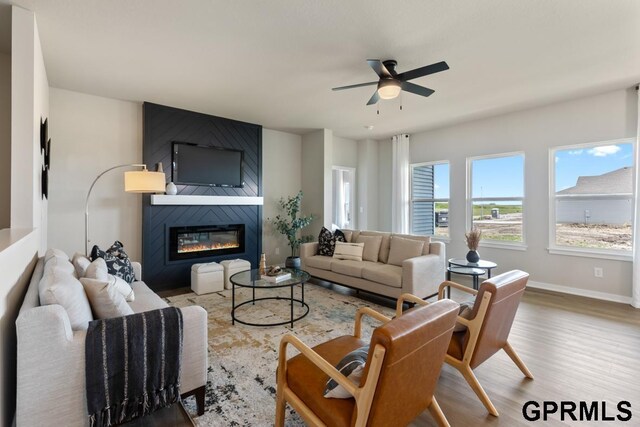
left=165, top=283, right=395, bottom=426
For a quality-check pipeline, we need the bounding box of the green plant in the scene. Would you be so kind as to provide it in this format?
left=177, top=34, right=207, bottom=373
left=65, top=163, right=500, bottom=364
left=269, top=191, right=314, bottom=257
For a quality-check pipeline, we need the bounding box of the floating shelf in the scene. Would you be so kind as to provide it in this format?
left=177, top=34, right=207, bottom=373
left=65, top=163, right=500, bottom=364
left=150, top=195, right=264, bottom=206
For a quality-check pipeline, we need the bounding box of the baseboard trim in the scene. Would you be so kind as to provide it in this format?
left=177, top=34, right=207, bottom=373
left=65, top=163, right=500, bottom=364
left=528, top=280, right=632, bottom=305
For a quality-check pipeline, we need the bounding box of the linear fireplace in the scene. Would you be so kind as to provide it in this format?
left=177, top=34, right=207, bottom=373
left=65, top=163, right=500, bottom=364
left=169, top=224, right=245, bottom=261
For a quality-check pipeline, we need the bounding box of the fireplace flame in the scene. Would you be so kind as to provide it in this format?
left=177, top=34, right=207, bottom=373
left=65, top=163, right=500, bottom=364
left=178, top=242, right=240, bottom=253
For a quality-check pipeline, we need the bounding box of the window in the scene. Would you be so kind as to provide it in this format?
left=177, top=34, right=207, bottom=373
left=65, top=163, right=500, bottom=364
left=468, top=153, right=525, bottom=244
left=551, top=139, right=633, bottom=256
left=410, top=162, right=450, bottom=238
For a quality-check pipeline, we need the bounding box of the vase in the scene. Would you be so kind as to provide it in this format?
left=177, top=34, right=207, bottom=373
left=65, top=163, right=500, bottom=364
left=285, top=256, right=301, bottom=269
left=466, top=250, right=480, bottom=263
left=166, top=182, right=177, bottom=195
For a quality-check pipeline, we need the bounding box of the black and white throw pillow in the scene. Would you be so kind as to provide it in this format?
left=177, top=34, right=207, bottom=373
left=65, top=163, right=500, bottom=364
left=90, top=241, right=135, bottom=284
left=318, top=227, right=346, bottom=257
left=324, top=345, right=369, bottom=399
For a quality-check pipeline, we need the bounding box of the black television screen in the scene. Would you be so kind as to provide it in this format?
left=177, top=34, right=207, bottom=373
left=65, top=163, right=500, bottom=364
left=172, top=143, right=244, bottom=187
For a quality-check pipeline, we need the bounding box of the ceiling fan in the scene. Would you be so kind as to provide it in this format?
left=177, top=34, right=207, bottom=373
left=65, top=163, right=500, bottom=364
left=332, top=59, right=449, bottom=105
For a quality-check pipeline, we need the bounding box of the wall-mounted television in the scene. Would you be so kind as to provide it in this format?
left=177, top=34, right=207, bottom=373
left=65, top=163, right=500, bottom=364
left=172, top=142, right=244, bottom=188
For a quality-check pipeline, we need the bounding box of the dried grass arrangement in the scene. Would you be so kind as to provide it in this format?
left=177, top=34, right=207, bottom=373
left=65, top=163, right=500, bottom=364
left=465, top=228, right=482, bottom=251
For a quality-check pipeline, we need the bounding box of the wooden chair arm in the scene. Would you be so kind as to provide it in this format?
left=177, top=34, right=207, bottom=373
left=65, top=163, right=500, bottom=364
left=279, top=334, right=358, bottom=398
left=438, top=281, right=479, bottom=299
left=354, top=307, right=392, bottom=338
left=395, top=293, right=429, bottom=317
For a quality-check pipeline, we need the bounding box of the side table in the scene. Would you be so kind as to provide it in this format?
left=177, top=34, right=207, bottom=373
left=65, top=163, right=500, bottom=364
left=446, top=258, right=497, bottom=296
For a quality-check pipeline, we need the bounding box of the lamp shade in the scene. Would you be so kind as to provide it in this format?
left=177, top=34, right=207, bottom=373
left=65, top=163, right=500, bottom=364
left=124, top=170, right=165, bottom=193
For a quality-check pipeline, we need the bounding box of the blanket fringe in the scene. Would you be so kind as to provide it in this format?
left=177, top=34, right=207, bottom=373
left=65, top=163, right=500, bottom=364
left=89, top=384, right=181, bottom=427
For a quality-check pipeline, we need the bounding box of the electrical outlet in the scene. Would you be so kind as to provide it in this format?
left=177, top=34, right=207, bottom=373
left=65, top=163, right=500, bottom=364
left=275, top=247, right=280, bottom=255
left=594, top=267, right=603, bottom=278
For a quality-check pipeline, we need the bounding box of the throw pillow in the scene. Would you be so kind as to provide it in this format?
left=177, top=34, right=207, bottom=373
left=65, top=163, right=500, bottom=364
left=39, top=267, right=94, bottom=330
left=44, top=254, right=77, bottom=278
left=324, top=345, right=369, bottom=399
left=454, top=299, right=476, bottom=332
left=332, top=242, right=365, bottom=262
left=44, top=248, right=69, bottom=263
left=80, top=278, right=134, bottom=319
left=318, top=227, right=346, bottom=257
left=72, top=252, right=92, bottom=278
left=387, top=236, right=425, bottom=267
left=85, top=258, right=135, bottom=302
left=91, top=241, right=135, bottom=284
left=355, top=235, right=383, bottom=263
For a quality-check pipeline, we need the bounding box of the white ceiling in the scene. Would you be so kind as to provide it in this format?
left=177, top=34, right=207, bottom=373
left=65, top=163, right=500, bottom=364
left=4, top=0, right=640, bottom=139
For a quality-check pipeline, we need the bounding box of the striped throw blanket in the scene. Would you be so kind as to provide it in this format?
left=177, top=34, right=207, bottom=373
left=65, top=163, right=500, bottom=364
left=85, top=307, right=183, bottom=427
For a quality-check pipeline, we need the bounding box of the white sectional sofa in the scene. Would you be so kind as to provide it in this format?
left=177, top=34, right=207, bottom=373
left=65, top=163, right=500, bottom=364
left=15, top=251, right=208, bottom=426
left=300, top=229, right=445, bottom=299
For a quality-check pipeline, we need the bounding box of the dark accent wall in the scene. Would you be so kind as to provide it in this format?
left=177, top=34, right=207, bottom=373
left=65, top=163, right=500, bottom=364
left=142, top=102, right=262, bottom=291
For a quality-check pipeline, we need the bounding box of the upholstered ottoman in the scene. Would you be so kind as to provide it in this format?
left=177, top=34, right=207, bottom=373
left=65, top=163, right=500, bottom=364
left=191, top=262, right=224, bottom=294
left=220, top=259, right=251, bottom=289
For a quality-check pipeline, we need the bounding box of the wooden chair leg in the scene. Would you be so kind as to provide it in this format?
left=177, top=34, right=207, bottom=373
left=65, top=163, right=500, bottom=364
left=428, top=397, right=450, bottom=427
left=459, top=366, right=499, bottom=417
left=503, top=342, right=534, bottom=379
left=275, top=391, right=286, bottom=427
left=194, top=385, right=205, bottom=416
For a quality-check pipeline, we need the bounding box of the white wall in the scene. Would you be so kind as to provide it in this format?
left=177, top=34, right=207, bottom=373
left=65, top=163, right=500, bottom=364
left=48, top=88, right=143, bottom=260
left=332, top=136, right=358, bottom=168
left=0, top=52, right=10, bottom=230
left=356, top=139, right=379, bottom=230
left=377, top=139, right=392, bottom=232
left=409, top=88, right=637, bottom=301
left=262, top=129, right=302, bottom=264
left=1, top=6, right=47, bottom=425
left=301, top=129, right=333, bottom=237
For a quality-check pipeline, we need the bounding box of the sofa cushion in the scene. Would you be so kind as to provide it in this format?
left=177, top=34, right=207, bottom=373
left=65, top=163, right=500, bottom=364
left=72, top=253, right=91, bottom=278
left=44, top=248, right=69, bottom=263
left=391, top=233, right=431, bottom=255
left=359, top=231, right=391, bottom=263
left=128, top=281, right=169, bottom=313
left=330, top=260, right=365, bottom=278
left=387, top=236, right=425, bottom=267
left=85, top=258, right=135, bottom=301
left=362, top=264, right=403, bottom=288
left=90, top=241, right=136, bottom=284
left=80, top=277, right=134, bottom=319
left=306, top=255, right=333, bottom=271
left=355, top=235, right=382, bottom=263
left=44, top=254, right=77, bottom=277
left=318, top=227, right=346, bottom=256
left=39, top=267, right=94, bottom=330
left=342, top=229, right=359, bottom=244
left=332, top=242, right=364, bottom=262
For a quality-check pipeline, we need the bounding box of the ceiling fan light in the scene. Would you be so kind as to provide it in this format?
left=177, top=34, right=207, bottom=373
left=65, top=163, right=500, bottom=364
left=377, top=79, right=401, bottom=99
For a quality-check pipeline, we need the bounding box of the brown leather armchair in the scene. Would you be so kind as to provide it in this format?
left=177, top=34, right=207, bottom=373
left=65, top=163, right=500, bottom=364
left=397, top=269, right=534, bottom=417
left=276, top=299, right=460, bottom=427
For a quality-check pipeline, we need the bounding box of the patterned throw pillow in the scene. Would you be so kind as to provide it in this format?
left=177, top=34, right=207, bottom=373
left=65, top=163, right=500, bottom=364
left=318, top=227, right=346, bottom=256
left=90, top=241, right=135, bottom=284
left=324, top=345, right=369, bottom=399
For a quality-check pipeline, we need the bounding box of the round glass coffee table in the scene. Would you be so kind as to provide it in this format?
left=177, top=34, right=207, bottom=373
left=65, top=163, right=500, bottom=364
left=230, top=268, right=310, bottom=327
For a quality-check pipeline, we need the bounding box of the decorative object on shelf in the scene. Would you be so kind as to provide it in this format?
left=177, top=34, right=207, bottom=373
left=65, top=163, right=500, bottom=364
left=85, top=164, right=165, bottom=255
left=465, top=227, right=482, bottom=263
left=259, top=253, right=267, bottom=275
left=165, top=181, right=178, bottom=195
left=41, top=166, right=48, bottom=199
left=268, top=191, right=314, bottom=269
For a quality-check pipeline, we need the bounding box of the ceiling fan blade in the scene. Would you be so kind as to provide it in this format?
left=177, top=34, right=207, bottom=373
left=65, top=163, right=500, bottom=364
left=367, top=59, right=391, bottom=78
left=332, top=81, right=378, bottom=91
left=396, top=61, right=449, bottom=81
left=366, top=90, right=380, bottom=105
left=401, top=81, right=435, bottom=97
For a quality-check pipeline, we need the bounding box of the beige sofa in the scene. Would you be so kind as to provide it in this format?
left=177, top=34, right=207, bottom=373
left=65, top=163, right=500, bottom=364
left=301, top=230, right=445, bottom=299
left=15, top=251, right=208, bottom=426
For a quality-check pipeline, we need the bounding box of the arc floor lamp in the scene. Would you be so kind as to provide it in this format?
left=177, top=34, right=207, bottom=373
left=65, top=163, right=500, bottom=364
left=85, top=164, right=165, bottom=255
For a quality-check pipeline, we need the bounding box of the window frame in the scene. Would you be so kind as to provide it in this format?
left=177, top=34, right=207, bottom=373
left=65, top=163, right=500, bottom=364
left=548, top=138, right=634, bottom=261
left=466, top=151, right=527, bottom=249
left=410, top=160, right=450, bottom=242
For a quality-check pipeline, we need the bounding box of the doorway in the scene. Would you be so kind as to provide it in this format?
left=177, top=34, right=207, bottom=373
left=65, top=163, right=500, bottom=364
left=332, top=167, right=356, bottom=230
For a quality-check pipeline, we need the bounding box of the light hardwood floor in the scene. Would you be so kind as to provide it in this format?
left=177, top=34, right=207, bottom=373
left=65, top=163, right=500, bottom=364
left=410, top=288, right=640, bottom=426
